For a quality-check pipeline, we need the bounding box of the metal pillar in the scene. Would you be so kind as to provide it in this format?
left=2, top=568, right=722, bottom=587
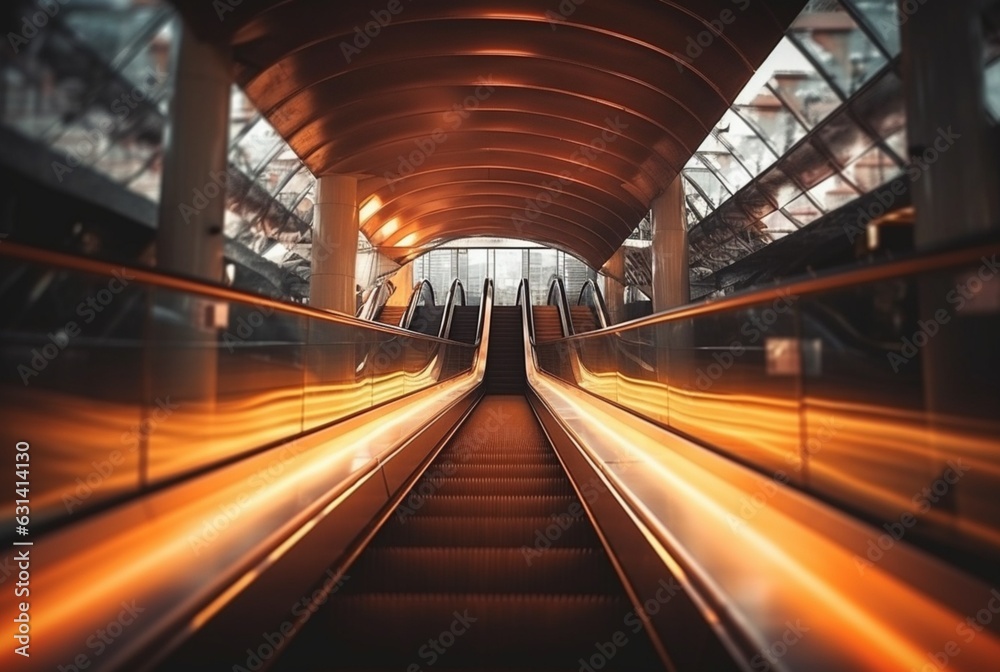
left=311, top=175, right=360, bottom=314
left=651, top=177, right=689, bottom=312
left=151, top=25, right=232, bottom=409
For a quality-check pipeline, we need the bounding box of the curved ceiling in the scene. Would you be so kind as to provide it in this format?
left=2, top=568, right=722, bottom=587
left=169, top=0, right=805, bottom=268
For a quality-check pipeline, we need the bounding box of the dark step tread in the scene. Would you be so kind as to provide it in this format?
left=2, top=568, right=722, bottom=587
left=415, top=495, right=578, bottom=518
left=275, top=593, right=659, bottom=669
left=373, top=515, right=600, bottom=548
left=343, top=547, right=621, bottom=594
left=413, top=477, right=574, bottom=497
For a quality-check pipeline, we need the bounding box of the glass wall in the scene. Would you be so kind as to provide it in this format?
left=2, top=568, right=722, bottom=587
left=413, top=244, right=596, bottom=306
left=535, top=243, right=1000, bottom=583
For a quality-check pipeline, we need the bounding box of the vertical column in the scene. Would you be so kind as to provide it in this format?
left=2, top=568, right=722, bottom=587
left=901, top=3, right=1000, bottom=535
left=311, top=175, right=360, bottom=314
left=902, top=0, right=1000, bottom=248
left=157, top=28, right=231, bottom=280
left=601, top=248, right=626, bottom=325
left=650, top=177, right=690, bottom=412
left=651, top=177, right=689, bottom=312
left=152, top=26, right=232, bottom=411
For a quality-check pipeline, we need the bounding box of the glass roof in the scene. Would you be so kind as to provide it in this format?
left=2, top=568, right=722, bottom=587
left=679, top=0, right=909, bottom=275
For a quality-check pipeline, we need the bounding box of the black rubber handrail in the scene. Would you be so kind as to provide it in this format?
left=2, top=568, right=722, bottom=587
left=553, top=240, right=1000, bottom=343
left=545, top=276, right=574, bottom=337
left=516, top=278, right=538, bottom=347
left=437, top=278, right=467, bottom=339
left=577, top=279, right=610, bottom=330
left=401, top=278, right=436, bottom=331
left=0, top=242, right=461, bottom=344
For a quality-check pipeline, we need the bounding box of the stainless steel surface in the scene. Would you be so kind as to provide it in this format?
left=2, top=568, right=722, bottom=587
left=525, top=329, right=1000, bottom=671
left=0, top=243, right=477, bottom=526
left=533, top=243, right=1000, bottom=578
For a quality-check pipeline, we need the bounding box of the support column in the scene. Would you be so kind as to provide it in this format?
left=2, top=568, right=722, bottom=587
left=650, top=177, right=690, bottom=414
left=152, top=26, right=232, bottom=408
left=157, top=29, right=231, bottom=279
left=902, top=0, right=1000, bottom=247
left=311, top=175, right=359, bottom=314
left=600, top=248, right=626, bottom=325
left=651, top=177, right=689, bottom=312
left=902, top=3, right=1000, bottom=535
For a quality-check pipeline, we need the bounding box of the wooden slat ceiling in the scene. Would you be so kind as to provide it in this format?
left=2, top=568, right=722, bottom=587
left=169, top=0, right=805, bottom=268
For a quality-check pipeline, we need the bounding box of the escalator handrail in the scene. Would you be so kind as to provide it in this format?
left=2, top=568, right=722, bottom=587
left=0, top=241, right=463, bottom=344
left=516, top=278, right=538, bottom=347
left=437, top=278, right=467, bottom=339
left=473, top=277, right=492, bottom=346
left=356, top=277, right=394, bottom=321
left=401, top=278, right=436, bottom=330
left=577, top=279, right=610, bottom=330
left=551, top=240, right=1000, bottom=343
left=545, top=276, right=574, bottom=337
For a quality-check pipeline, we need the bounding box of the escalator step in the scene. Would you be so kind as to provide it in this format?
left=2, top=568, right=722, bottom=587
left=279, top=593, right=658, bottom=670
left=342, top=547, right=621, bottom=594
left=271, top=396, right=665, bottom=672
left=417, top=495, right=578, bottom=518
left=436, top=451, right=557, bottom=465
left=372, top=515, right=601, bottom=548
left=436, top=464, right=566, bottom=479
left=412, top=477, right=574, bottom=497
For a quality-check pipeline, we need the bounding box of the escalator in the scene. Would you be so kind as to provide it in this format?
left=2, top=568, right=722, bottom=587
left=375, top=304, right=406, bottom=327
left=484, top=306, right=526, bottom=394
left=448, top=305, right=480, bottom=344
left=410, top=305, right=445, bottom=336
left=272, top=398, right=662, bottom=670
left=570, top=305, right=600, bottom=334
left=533, top=305, right=564, bottom=342
left=272, top=294, right=664, bottom=670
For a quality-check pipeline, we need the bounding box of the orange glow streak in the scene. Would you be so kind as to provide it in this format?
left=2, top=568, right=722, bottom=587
left=378, top=217, right=400, bottom=240
left=359, top=195, right=382, bottom=224
left=0, top=321, right=485, bottom=670
left=528, top=369, right=1000, bottom=671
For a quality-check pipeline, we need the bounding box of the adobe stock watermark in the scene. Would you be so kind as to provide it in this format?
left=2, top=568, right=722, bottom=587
left=844, top=126, right=961, bottom=246
left=693, top=288, right=798, bottom=391
left=60, top=397, right=179, bottom=514
left=578, top=577, right=683, bottom=671
left=673, top=0, right=751, bottom=73
left=521, top=477, right=608, bottom=565
left=340, top=0, right=415, bottom=63
left=187, top=438, right=313, bottom=555
left=213, top=0, right=244, bottom=21
left=7, top=0, right=70, bottom=55
left=56, top=601, right=145, bottom=672
left=16, top=268, right=137, bottom=385
left=545, top=0, right=585, bottom=30
left=750, top=619, right=810, bottom=671
left=727, top=417, right=841, bottom=534
left=913, top=589, right=1000, bottom=672
left=876, top=0, right=930, bottom=32
left=511, top=116, right=630, bottom=235
left=233, top=570, right=349, bottom=672
left=177, top=166, right=244, bottom=226
left=395, top=405, right=511, bottom=522
left=854, top=459, right=971, bottom=575
left=887, top=254, right=999, bottom=373
left=407, top=610, right=478, bottom=672
left=51, top=67, right=166, bottom=183
left=383, top=76, right=497, bottom=192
